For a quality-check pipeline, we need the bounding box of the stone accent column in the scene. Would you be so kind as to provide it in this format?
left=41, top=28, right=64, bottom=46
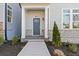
left=0, top=22, right=3, bottom=35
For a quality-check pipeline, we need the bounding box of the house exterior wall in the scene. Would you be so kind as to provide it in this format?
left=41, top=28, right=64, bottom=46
left=49, top=3, right=79, bottom=30
left=49, top=3, right=79, bottom=43
left=21, top=3, right=79, bottom=43
left=7, top=3, right=21, bottom=40
left=25, top=10, right=45, bottom=36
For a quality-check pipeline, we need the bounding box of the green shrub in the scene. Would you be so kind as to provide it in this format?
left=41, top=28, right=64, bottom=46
left=52, top=21, right=62, bottom=48
left=12, top=36, right=19, bottom=45
left=0, top=35, right=4, bottom=45
left=68, top=43, right=78, bottom=53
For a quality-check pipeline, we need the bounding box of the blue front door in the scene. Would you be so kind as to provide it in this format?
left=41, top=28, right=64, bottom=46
left=33, top=18, right=40, bottom=35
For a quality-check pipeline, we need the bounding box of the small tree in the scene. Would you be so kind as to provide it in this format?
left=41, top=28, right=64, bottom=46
left=52, top=21, right=62, bottom=48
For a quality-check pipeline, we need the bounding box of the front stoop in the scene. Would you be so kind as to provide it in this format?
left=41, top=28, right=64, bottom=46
left=18, top=40, right=50, bottom=56
left=26, top=36, right=44, bottom=39
left=21, top=36, right=49, bottom=42
left=21, top=39, right=44, bottom=42
left=21, top=39, right=49, bottom=42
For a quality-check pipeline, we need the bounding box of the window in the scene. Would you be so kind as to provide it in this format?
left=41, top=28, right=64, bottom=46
left=62, top=8, right=79, bottom=29
left=73, top=9, right=79, bottom=28
left=73, top=14, right=79, bottom=28
left=63, top=9, right=70, bottom=29
left=7, top=5, right=12, bottom=23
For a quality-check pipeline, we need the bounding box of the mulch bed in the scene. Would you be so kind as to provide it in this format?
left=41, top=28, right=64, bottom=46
left=0, top=41, right=27, bottom=56
left=45, top=41, right=79, bottom=56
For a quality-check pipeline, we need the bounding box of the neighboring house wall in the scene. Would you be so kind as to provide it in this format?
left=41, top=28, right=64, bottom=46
left=49, top=3, right=79, bottom=43
left=7, top=3, right=21, bottom=40
left=0, top=4, right=5, bottom=39
left=25, top=10, right=45, bottom=36
left=0, top=3, right=21, bottom=41
left=11, top=3, right=21, bottom=37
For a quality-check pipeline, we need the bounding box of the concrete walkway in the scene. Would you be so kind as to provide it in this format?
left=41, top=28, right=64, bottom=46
left=18, top=40, right=50, bottom=56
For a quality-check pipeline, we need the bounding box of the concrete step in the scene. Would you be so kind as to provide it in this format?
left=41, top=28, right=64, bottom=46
left=26, top=36, right=44, bottom=39
left=21, top=39, right=44, bottom=42
left=21, top=38, right=49, bottom=42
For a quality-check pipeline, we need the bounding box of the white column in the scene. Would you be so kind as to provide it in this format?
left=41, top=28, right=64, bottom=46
left=70, top=9, right=73, bottom=29
left=45, top=7, right=48, bottom=38
left=21, top=7, right=26, bottom=39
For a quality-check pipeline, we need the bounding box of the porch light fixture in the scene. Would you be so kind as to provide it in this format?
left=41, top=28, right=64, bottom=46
left=42, top=17, right=44, bottom=21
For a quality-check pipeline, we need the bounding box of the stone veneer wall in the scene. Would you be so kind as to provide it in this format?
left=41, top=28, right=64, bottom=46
left=49, top=30, right=79, bottom=44
left=0, top=22, right=3, bottom=36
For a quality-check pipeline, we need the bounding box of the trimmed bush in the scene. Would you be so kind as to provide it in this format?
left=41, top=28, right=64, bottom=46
left=68, top=43, right=78, bottom=53
left=52, top=21, right=62, bottom=48
left=12, top=36, right=19, bottom=45
left=0, top=35, right=4, bottom=45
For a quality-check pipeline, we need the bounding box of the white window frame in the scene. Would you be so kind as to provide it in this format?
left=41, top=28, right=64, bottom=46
left=7, top=4, right=13, bottom=23
left=62, top=8, right=79, bottom=30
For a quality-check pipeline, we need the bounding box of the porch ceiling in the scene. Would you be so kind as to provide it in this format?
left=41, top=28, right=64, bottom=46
left=21, top=3, right=50, bottom=9
left=21, top=3, right=50, bottom=7
left=25, top=8, right=45, bottom=11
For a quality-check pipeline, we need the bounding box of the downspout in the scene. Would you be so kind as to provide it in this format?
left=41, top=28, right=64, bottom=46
left=19, top=3, right=21, bottom=8
left=19, top=3, right=22, bottom=38
left=5, top=3, right=7, bottom=41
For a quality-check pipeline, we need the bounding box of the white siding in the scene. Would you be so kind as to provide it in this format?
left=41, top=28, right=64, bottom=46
left=49, top=3, right=79, bottom=43
left=49, top=3, right=79, bottom=30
